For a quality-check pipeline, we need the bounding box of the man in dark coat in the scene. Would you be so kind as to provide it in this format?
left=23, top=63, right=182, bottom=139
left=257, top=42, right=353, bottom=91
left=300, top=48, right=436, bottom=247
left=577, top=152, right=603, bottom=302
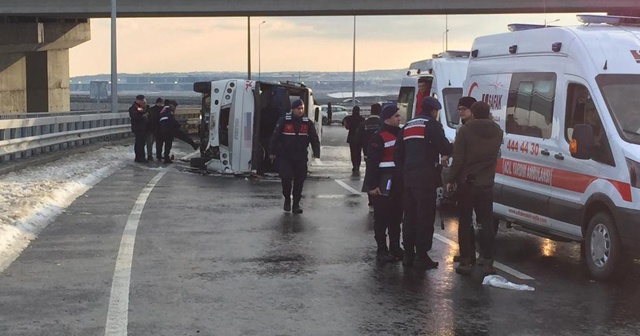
left=343, top=105, right=365, bottom=176
left=356, top=103, right=383, bottom=211
left=147, top=97, right=164, bottom=161
left=394, top=96, right=453, bottom=270
left=157, top=100, right=179, bottom=163
left=447, top=101, right=503, bottom=276
left=269, top=99, right=321, bottom=214
left=129, top=94, right=148, bottom=163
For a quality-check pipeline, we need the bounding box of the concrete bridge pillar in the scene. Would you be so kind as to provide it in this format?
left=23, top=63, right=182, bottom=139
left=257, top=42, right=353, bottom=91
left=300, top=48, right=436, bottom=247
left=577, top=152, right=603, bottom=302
left=0, top=18, right=90, bottom=113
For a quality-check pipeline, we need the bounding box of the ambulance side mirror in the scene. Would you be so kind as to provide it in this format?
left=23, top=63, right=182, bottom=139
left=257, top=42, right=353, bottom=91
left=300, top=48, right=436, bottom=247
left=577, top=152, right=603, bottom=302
left=570, top=123, right=594, bottom=160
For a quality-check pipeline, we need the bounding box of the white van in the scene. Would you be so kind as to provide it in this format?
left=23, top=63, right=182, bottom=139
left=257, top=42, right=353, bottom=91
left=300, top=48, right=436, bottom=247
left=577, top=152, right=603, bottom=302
left=464, top=15, right=640, bottom=280
left=398, top=50, right=469, bottom=142
left=193, top=79, right=320, bottom=174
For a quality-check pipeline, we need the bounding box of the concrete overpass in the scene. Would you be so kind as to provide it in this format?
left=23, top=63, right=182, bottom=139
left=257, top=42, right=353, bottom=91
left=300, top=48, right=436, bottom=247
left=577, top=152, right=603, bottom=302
left=0, top=0, right=637, bottom=17
left=0, top=0, right=637, bottom=114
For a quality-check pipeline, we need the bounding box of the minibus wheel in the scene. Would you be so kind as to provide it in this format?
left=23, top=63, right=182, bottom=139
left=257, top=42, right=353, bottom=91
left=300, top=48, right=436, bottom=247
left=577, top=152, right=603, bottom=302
left=585, top=212, right=627, bottom=280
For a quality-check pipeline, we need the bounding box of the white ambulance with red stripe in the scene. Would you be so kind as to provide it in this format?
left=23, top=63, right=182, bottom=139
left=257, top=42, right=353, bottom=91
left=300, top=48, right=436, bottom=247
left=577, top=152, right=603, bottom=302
left=464, top=15, right=640, bottom=280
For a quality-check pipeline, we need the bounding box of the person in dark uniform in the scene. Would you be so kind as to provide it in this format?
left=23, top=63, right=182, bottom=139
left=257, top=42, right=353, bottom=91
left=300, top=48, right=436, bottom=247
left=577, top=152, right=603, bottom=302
left=327, top=102, right=333, bottom=125
left=129, top=94, right=148, bottom=163
left=167, top=100, right=199, bottom=151
left=446, top=101, right=503, bottom=276
left=269, top=99, right=320, bottom=214
left=394, top=96, right=453, bottom=269
left=356, top=103, right=383, bottom=211
left=365, top=104, right=404, bottom=262
left=343, top=105, right=365, bottom=176
left=157, top=100, right=179, bottom=163
left=147, top=97, right=164, bottom=161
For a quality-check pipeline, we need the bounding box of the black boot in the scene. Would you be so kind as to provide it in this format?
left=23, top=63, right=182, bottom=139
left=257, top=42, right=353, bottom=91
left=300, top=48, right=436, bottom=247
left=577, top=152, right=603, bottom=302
left=389, top=242, right=404, bottom=262
left=283, top=197, right=291, bottom=212
left=414, top=253, right=439, bottom=270
left=453, top=254, right=476, bottom=265
left=292, top=200, right=303, bottom=214
left=376, top=247, right=394, bottom=262
left=402, top=246, right=415, bottom=267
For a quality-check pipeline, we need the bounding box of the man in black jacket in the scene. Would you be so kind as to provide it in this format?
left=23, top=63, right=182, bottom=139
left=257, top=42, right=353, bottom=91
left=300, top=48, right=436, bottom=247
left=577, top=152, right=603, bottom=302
left=343, top=105, right=365, bottom=176
left=446, top=101, right=503, bottom=276
left=365, top=104, right=403, bottom=262
left=269, top=99, right=320, bottom=214
left=356, top=103, right=383, bottom=211
left=129, top=94, right=148, bottom=163
left=157, top=100, right=179, bottom=163
left=147, top=97, right=164, bottom=161
left=394, top=96, right=453, bottom=269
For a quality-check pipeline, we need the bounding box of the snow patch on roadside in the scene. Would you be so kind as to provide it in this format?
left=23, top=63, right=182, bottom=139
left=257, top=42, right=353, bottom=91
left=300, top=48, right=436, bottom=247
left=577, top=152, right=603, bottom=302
left=0, top=145, right=131, bottom=271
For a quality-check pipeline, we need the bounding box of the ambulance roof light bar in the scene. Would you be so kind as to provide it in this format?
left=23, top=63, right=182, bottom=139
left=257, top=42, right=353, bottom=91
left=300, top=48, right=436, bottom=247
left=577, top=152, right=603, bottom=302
left=432, top=50, right=471, bottom=59
left=508, top=23, right=551, bottom=32
left=577, top=14, right=640, bottom=27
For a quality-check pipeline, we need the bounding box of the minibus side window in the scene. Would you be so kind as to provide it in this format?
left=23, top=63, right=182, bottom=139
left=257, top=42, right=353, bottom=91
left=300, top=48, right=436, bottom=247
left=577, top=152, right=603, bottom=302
left=564, top=83, right=615, bottom=166
left=506, top=73, right=556, bottom=139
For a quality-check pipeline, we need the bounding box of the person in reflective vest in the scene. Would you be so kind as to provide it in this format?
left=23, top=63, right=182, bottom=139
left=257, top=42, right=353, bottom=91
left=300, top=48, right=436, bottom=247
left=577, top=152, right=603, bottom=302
left=365, top=104, right=404, bottom=262
left=269, top=99, right=320, bottom=214
left=394, top=96, right=453, bottom=270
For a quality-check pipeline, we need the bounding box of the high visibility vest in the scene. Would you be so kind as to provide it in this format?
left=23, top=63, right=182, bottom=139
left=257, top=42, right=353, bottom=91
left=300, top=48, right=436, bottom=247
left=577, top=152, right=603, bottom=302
left=283, top=115, right=310, bottom=136
left=403, top=117, right=428, bottom=140
left=378, top=130, right=397, bottom=168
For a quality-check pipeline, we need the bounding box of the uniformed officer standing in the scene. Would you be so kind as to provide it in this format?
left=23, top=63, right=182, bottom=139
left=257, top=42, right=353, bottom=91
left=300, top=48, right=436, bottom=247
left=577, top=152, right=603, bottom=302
left=365, top=105, right=404, bottom=262
left=269, top=99, right=321, bottom=214
left=394, top=96, right=453, bottom=269
left=356, top=103, right=383, bottom=211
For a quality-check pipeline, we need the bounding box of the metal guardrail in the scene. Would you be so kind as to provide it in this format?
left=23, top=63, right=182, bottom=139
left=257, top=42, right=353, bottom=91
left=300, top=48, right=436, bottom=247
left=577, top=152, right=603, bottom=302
left=0, top=108, right=201, bottom=164
left=0, top=112, right=131, bottom=162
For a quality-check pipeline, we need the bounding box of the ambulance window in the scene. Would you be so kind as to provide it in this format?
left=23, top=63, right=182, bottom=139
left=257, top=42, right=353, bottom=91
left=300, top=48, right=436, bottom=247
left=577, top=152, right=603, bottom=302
left=398, top=86, right=415, bottom=124
left=443, top=87, right=462, bottom=127
left=565, top=83, right=614, bottom=166
left=506, top=72, right=555, bottom=139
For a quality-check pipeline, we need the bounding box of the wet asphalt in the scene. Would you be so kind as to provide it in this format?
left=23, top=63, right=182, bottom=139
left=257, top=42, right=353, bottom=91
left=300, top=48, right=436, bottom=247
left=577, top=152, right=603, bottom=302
left=1, top=125, right=640, bottom=335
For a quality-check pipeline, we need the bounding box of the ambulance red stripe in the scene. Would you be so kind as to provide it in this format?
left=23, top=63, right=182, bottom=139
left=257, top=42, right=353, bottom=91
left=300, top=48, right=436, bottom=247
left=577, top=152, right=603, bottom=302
left=496, top=158, right=632, bottom=202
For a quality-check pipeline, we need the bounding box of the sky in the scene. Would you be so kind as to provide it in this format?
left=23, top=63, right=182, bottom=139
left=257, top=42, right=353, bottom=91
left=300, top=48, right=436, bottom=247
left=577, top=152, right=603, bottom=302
left=69, top=13, right=589, bottom=77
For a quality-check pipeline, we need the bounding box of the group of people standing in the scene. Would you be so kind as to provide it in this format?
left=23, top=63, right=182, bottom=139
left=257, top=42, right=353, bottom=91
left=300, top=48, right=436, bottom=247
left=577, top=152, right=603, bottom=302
left=252, top=94, right=503, bottom=276
left=129, top=95, right=200, bottom=164
left=359, top=96, right=503, bottom=276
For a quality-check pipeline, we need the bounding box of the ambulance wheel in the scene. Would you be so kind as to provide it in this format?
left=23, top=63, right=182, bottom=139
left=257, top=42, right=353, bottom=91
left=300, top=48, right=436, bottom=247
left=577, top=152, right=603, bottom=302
left=190, top=157, right=207, bottom=169
left=584, top=212, right=629, bottom=280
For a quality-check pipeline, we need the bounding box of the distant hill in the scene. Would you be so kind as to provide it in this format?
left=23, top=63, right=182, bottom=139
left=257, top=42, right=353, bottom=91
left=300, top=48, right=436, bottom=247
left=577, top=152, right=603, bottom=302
left=70, top=69, right=406, bottom=105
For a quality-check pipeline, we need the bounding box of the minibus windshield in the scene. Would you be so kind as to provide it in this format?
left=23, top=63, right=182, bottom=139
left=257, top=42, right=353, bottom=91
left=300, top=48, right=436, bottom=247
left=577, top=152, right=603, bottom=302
left=596, top=74, right=640, bottom=144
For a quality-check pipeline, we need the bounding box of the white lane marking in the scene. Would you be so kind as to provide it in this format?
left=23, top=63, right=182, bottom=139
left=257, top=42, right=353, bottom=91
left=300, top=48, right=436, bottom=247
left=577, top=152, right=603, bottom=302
left=433, top=233, right=534, bottom=280
left=334, top=179, right=362, bottom=195
left=104, top=171, right=167, bottom=336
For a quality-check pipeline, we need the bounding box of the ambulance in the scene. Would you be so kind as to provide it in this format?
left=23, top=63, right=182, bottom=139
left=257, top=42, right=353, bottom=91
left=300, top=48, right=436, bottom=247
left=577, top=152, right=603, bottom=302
left=398, top=50, right=470, bottom=142
left=192, top=79, right=320, bottom=174
left=463, top=15, right=640, bottom=280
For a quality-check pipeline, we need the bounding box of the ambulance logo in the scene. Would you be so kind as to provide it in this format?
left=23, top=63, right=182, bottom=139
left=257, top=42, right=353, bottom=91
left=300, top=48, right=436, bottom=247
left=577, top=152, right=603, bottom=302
left=632, top=50, right=640, bottom=63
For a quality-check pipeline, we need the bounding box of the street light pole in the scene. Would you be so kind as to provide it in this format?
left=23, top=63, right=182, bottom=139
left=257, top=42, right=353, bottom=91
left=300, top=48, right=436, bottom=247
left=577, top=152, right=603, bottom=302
left=110, top=0, right=117, bottom=113
left=351, top=15, right=356, bottom=108
left=259, top=21, right=266, bottom=80
left=247, top=16, right=251, bottom=80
